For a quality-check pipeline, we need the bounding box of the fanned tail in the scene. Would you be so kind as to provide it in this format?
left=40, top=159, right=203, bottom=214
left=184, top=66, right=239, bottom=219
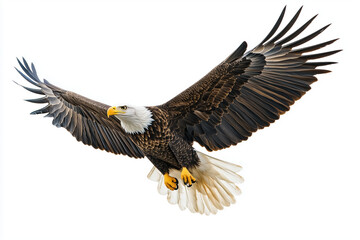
left=147, top=151, right=243, bottom=215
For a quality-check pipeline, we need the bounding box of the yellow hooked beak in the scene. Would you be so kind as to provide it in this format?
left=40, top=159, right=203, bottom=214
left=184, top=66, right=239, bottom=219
left=107, top=106, right=125, bottom=118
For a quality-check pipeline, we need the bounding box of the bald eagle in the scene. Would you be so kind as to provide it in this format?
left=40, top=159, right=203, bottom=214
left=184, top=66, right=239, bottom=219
left=16, top=7, right=339, bottom=215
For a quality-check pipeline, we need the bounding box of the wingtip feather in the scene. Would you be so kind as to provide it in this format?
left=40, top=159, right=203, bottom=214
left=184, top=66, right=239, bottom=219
left=25, top=97, right=48, bottom=104
left=258, top=6, right=287, bottom=46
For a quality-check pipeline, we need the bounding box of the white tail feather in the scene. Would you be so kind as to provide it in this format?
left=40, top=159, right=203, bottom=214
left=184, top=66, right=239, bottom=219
left=147, top=151, right=243, bottom=215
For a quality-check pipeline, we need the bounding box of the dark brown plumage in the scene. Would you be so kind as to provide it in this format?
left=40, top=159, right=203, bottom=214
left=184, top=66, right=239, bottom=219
left=16, top=6, right=339, bottom=214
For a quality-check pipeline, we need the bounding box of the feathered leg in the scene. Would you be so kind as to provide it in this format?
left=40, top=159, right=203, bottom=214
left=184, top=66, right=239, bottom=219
left=169, top=136, right=200, bottom=187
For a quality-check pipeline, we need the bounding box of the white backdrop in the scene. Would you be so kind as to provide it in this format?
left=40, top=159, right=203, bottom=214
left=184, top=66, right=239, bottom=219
left=1, top=0, right=359, bottom=239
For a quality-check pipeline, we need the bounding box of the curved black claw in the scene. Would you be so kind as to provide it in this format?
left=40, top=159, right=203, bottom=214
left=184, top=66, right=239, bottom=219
left=181, top=167, right=196, bottom=188
left=173, top=178, right=179, bottom=190
left=164, top=173, right=179, bottom=191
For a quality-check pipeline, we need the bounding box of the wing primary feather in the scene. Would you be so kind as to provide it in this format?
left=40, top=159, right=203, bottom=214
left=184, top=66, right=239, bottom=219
left=276, top=14, right=318, bottom=46
left=25, top=60, right=41, bottom=82
left=14, top=67, right=40, bottom=87
left=22, top=57, right=31, bottom=71
left=291, top=38, right=338, bottom=54
left=30, top=62, right=38, bottom=78
left=268, top=6, right=303, bottom=44
left=259, top=6, right=286, bottom=45
left=31, top=105, right=50, bottom=115
left=17, top=58, right=40, bottom=83
left=25, top=97, right=48, bottom=104
left=299, top=50, right=342, bottom=60
left=303, top=61, right=337, bottom=67
left=13, top=81, right=43, bottom=95
left=284, top=24, right=332, bottom=49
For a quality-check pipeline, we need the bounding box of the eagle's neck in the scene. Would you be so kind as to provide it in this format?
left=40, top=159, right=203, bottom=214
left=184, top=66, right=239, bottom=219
left=116, top=106, right=154, bottom=134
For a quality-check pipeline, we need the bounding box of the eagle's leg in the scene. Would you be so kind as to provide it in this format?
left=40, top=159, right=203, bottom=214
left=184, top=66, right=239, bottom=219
left=169, top=136, right=199, bottom=187
left=181, top=167, right=196, bottom=187
left=147, top=155, right=179, bottom=191
left=164, top=173, right=178, bottom=191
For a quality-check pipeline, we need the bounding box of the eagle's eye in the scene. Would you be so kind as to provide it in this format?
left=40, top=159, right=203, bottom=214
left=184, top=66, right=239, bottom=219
left=120, top=105, right=127, bottom=110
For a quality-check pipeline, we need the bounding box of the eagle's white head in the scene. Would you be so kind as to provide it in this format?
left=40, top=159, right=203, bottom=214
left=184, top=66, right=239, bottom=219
left=107, top=105, right=153, bottom=134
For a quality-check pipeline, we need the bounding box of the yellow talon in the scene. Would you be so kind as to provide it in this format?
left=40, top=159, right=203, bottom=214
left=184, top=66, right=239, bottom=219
left=181, top=167, right=196, bottom=187
left=164, top=173, right=178, bottom=191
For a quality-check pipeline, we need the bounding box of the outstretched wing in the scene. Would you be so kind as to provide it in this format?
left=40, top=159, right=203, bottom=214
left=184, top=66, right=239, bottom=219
left=15, top=58, right=144, bottom=158
left=162, top=7, right=340, bottom=151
